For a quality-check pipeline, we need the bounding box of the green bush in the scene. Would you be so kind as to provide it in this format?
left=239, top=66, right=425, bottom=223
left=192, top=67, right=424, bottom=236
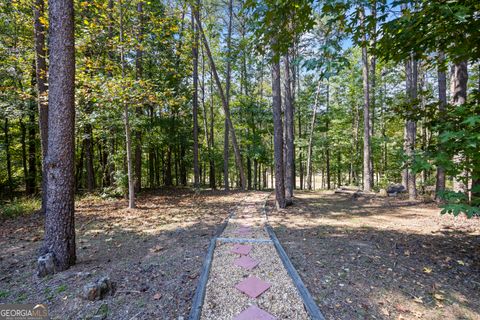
left=0, top=197, right=41, bottom=218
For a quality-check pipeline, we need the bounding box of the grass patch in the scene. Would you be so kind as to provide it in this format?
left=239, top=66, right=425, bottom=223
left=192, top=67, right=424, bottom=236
left=0, top=197, right=40, bottom=218
left=0, top=290, right=10, bottom=299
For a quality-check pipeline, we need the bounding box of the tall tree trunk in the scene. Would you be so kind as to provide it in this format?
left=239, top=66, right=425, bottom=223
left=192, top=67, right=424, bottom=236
left=306, top=81, right=321, bottom=190
left=3, top=118, right=13, bottom=194
left=360, top=7, right=372, bottom=192
left=405, top=55, right=418, bottom=200
left=84, top=121, right=95, bottom=192
left=191, top=6, right=200, bottom=188
left=369, top=0, right=377, bottom=187
left=451, top=61, right=468, bottom=193
left=223, top=0, right=233, bottom=191
left=194, top=13, right=246, bottom=190
left=27, top=67, right=38, bottom=195
left=134, top=1, right=144, bottom=193
left=20, top=118, right=28, bottom=191
left=272, top=57, right=286, bottom=209
left=435, top=52, right=447, bottom=201
left=42, top=0, right=76, bottom=272
left=120, top=0, right=135, bottom=208
left=283, top=53, right=294, bottom=204
left=34, top=0, right=48, bottom=211
left=209, top=78, right=216, bottom=189
left=325, top=81, right=331, bottom=190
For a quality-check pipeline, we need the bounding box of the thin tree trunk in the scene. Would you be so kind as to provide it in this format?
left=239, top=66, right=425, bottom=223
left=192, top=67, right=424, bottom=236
left=306, top=81, right=321, bottom=190
left=326, top=82, right=331, bottom=190
left=360, top=7, right=372, bottom=192
left=272, top=57, right=286, bottom=209
left=134, top=1, right=144, bottom=193
left=405, top=55, right=418, bottom=200
left=3, top=118, right=13, bottom=194
left=434, top=53, right=447, bottom=201
left=283, top=53, right=294, bottom=204
left=43, top=0, right=76, bottom=272
left=194, top=12, right=246, bottom=190
left=120, top=0, right=135, bottom=208
left=84, top=122, right=95, bottom=192
left=223, top=0, right=233, bottom=191
left=209, top=75, right=216, bottom=189
left=451, top=61, right=468, bottom=193
left=34, top=0, right=48, bottom=211
left=191, top=6, right=200, bottom=188
left=27, top=67, right=38, bottom=195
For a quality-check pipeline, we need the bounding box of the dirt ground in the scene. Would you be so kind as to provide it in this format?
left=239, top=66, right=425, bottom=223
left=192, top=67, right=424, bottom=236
left=268, top=191, right=480, bottom=320
left=0, top=189, right=244, bottom=320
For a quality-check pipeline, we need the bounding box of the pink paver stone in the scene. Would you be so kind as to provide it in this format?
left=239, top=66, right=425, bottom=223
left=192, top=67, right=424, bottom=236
left=231, top=244, right=253, bottom=255
left=234, top=255, right=259, bottom=270
left=233, top=305, right=276, bottom=320
left=235, top=276, right=271, bottom=298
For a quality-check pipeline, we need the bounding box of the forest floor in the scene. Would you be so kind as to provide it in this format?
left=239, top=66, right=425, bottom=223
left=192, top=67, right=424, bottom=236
left=268, top=191, right=480, bottom=320
left=0, top=189, right=244, bottom=320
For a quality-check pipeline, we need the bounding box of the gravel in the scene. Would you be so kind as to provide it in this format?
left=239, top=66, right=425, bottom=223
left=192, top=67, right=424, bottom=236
left=200, top=193, right=310, bottom=320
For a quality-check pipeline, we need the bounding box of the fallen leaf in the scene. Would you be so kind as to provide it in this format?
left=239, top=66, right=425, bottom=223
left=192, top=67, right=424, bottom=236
left=423, top=267, right=432, bottom=274
left=413, top=296, right=424, bottom=304
left=433, top=293, right=445, bottom=300
left=457, top=260, right=465, bottom=266
left=153, top=293, right=162, bottom=300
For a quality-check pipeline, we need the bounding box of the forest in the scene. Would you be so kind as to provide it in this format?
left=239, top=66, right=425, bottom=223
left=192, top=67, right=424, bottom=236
left=0, top=0, right=479, bottom=319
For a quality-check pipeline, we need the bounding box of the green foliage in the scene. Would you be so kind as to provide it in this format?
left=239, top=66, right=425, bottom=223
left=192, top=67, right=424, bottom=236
left=0, top=197, right=40, bottom=218
left=377, top=1, right=480, bottom=63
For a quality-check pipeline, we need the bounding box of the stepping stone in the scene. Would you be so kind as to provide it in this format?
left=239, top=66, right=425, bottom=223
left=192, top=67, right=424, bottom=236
left=234, top=255, right=259, bottom=270
left=233, top=305, right=276, bottom=320
left=235, top=276, right=271, bottom=298
left=231, top=244, right=252, bottom=255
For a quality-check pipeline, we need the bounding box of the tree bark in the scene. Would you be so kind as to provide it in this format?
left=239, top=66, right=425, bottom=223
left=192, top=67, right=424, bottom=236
left=306, top=81, right=321, bottom=190
left=360, top=7, right=372, bottom=192
left=272, top=57, right=286, bottom=209
left=194, top=13, right=246, bottom=190
left=435, top=52, right=447, bottom=201
left=27, top=67, right=38, bottom=195
left=223, top=0, right=233, bottom=191
left=192, top=7, right=200, bottom=188
left=283, top=53, right=294, bottom=204
left=43, top=0, right=76, bottom=272
left=405, top=55, right=418, bottom=200
left=134, top=1, right=144, bottom=193
left=120, top=0, right=135, bottom=208
left=34, top=0, right=48, bottom=210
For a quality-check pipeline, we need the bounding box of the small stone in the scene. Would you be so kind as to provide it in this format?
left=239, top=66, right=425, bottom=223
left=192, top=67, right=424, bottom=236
left=82, top=276, right=114, bottom=301
left=37, top=253, right=55, bottom=277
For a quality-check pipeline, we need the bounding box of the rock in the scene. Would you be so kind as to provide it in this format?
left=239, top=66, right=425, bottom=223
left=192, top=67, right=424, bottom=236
left=387, top=184, right=406, bottom=194
left=379, top=189, right=388, bottom=197
left=37, top=253, right=55, bottom=277
left=82, top=276, right=114, bottom=301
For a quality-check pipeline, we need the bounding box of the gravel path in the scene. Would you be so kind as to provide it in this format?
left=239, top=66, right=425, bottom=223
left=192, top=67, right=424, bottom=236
left=199, top=193, right=311, bottom=320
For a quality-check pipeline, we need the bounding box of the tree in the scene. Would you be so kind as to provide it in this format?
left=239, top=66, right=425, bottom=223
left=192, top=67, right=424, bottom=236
left=284, top=53, right=294, bottom=203
left=120, top=0, right=135, bottom=208
left=359, top=7, right=372, bottom=192
left=34, top=0, right=48, bottom=210
left=42, top=0, right=76, bottom=271
left=272, top=55, right=286, bottom=208
left=435, top=52, right=447, bottom=201
left=192, top=5, right=200, bottom=189
left=194, top=11, right=246, bottom=190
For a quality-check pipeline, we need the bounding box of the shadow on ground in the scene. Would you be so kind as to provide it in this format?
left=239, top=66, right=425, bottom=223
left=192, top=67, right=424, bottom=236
left=0, top=189, right=249, bottom=320
left=269, top=191, right=480, bottom=320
